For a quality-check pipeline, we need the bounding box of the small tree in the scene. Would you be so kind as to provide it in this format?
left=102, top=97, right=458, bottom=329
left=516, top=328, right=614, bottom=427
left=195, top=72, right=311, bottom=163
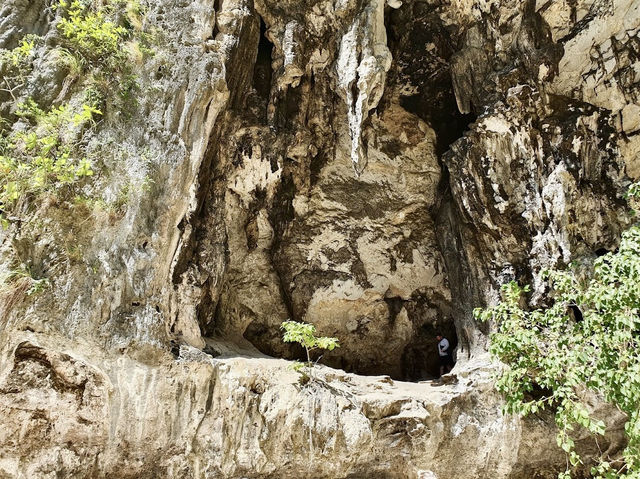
left=475, top=224, right=640, bottom=478
left=281, top=320, right=339, bottom=381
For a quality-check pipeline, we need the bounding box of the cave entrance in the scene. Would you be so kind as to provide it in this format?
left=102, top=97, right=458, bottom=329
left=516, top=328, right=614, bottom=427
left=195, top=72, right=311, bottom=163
left=252, top=19, right=273, bottom=102
left=242, top=16, right=275, bottom=123
left=204, top=2, right=472, bottom=385
left=384, top=1, right=477, bottom=155
left=241, top=308, right=459, bottom=383
left=234, top=3, right=471, bottom=382
left=401, top=321, right=458, bottom=381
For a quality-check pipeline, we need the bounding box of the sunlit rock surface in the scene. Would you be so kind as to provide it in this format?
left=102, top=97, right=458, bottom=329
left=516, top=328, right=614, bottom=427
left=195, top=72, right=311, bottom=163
left=0, top=0, right=638, bottom=477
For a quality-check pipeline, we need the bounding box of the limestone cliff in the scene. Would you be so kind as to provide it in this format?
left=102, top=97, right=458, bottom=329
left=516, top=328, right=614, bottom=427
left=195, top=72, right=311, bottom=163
left=0, top=0, right=638, bottom=477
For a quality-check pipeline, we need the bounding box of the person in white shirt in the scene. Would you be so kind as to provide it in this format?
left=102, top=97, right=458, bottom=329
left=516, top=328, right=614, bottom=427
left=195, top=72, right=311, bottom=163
left=436, top=333, right=454, bottom=377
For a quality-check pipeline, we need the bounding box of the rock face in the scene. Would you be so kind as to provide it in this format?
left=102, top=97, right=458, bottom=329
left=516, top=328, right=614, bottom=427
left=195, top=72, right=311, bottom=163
left=0, top=0, right=638, bottom=477
left=0, top=337, right=525, bottom=478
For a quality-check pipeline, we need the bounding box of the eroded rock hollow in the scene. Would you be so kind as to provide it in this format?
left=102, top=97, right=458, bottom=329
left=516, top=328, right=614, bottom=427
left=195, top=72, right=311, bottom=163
left=0, top=0, right=638, bottom=477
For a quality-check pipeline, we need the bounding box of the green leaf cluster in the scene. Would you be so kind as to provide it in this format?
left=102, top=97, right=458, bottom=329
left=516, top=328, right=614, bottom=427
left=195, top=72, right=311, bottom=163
left=0, top=36, right=36, bottom=69
left=281, top=320, right=339, bottom=380
left=475, top=221, right=640, bottom=478
left=0, top=0, right=153, bottom=221
left=0, top=98, right=99, bottom=211
left=0, top=35, right=40, bottom=92
left=54, top=0, right=150, bottom=112
left=282, top=320, right=340, bottom=352
left=56, top=0, right=129, bottom=68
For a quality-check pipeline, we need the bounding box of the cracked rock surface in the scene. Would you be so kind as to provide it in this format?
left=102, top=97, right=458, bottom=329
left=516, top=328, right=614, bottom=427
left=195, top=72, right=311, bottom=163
left=0, top=0, right=638, bottom=477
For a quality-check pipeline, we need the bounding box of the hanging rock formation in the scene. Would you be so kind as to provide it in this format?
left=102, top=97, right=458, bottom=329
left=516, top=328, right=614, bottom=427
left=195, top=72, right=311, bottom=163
left=0, top=0, right=638, bottom=477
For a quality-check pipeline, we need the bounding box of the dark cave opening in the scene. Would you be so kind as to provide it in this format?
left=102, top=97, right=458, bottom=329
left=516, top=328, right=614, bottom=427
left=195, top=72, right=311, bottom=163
left=205, top=4, right=475, bottom=384
left=211, top=0, right=220, bottom=37
left=252, top=19, right=273, bottom=102
left=401, top=95, right=476, bottom=157
left=378, top=295, right=460, bottom=381
left=402, top=320, right=459, bottom=381
left=384, top=1, right=477, bottom=156
left=244, top=17, right=274, bottom=123
left=569, top=304, right=584, bottom=323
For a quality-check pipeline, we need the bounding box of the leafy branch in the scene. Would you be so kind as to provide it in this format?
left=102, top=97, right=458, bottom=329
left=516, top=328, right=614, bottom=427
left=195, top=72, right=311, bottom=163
left=475, top=211, right=640, bottom=478
left=281, top=320, right=339, bottom=383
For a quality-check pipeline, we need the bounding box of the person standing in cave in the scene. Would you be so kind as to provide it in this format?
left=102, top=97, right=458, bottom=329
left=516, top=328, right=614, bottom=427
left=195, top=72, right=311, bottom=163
left=436, top=333, right=454, bottom=377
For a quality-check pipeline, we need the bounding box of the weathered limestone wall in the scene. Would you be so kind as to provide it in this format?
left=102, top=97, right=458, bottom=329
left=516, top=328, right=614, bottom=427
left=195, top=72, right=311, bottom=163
left=0, top=0, right=638, bottom=476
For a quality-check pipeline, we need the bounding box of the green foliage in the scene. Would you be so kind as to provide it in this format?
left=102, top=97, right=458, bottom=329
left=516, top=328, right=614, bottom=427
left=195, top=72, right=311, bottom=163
left=1, top=266, right=50, bottom=296
left=0, top=36, right=37, bottom=69
left=282, top=320, right=340, bottom=352
left=281, top=320, right=339, bottom=381
left=56, top=0, right=129, bottom=67
left=627, top=182, right=640, bottom=200
left=475, top=222, right=640, bottom=478
left=54, top=0, right=144, bottom=108
left=0, top=35, right=40, bottom=92
left=0, top=0, right=154, bottom=218
left=0, top=98, right=99, bottom=209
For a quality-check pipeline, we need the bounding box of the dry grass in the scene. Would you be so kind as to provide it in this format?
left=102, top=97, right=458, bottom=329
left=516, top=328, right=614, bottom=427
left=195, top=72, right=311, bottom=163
left=0, top=276, right=31, bottom=323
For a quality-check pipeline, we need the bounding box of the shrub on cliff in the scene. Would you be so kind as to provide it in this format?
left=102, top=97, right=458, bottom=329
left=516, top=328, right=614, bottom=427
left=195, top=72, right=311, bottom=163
left=0, top=0, right=152, bottom=223
left=476, top=187, right=640, bottom=479
left=0, top=98, right=99, bottom=212
left=281, top=320, right=339, bottom=383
